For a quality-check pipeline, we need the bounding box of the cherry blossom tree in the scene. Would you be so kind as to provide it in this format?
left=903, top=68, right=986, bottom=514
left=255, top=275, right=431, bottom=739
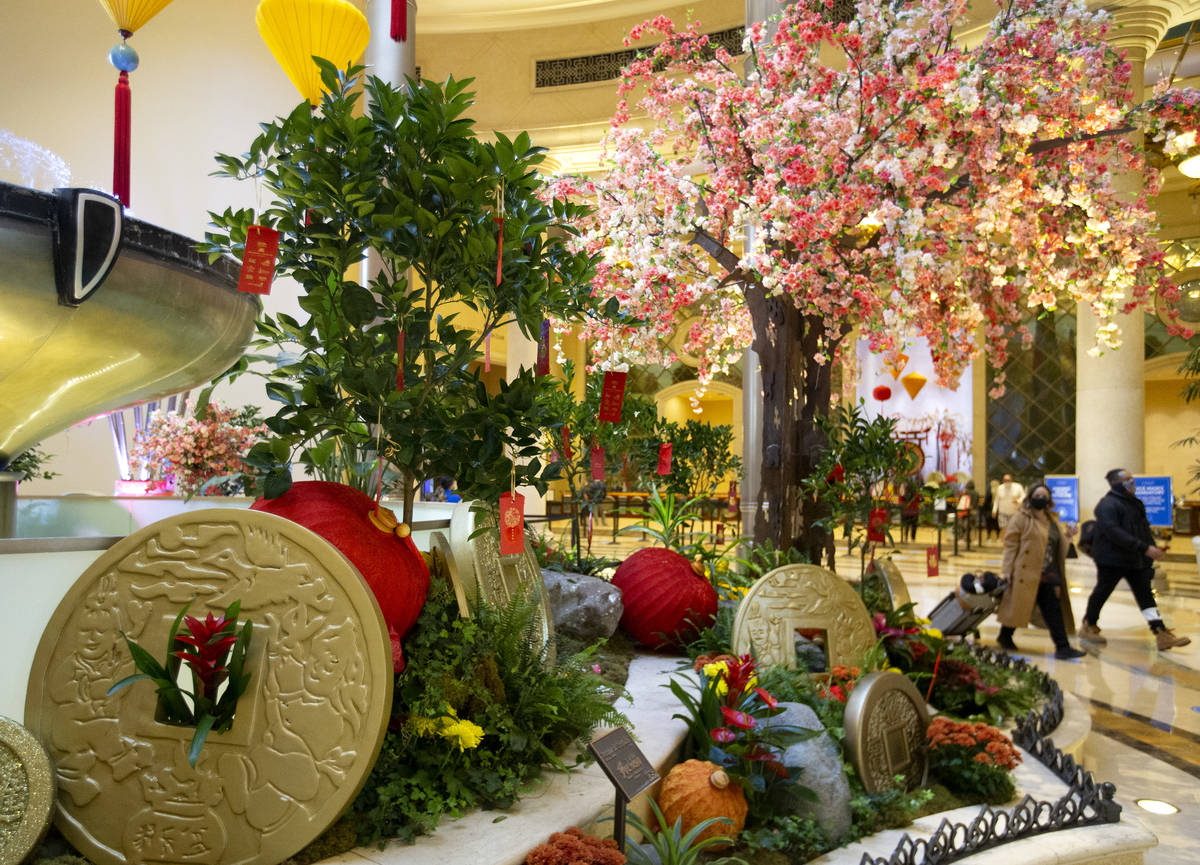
left=557, top=0, right=1199, bottom=562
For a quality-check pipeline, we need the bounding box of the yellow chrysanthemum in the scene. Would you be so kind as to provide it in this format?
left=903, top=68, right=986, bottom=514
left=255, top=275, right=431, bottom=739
left=439, top=718, right=485, bottom=750
left=702, top=662, right=730, bottom=696
left=924, top=627, right=943, bottom=640
left=409, top=715, right=440, bottom=736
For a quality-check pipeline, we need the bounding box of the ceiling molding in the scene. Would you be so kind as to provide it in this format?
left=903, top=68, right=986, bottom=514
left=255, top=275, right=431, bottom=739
left=415, top=0, right=703, bottom=34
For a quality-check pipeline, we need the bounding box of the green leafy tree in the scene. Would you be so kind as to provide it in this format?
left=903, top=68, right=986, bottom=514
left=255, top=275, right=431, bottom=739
left=203, top=66, right=599, bottom=522
left=648, top=418, right=742, bottom=503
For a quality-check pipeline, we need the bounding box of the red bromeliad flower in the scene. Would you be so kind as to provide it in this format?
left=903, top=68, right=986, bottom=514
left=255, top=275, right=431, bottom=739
left=174, top=613, right=239, bottom=701
left=721, top=706, right=756, bottom=730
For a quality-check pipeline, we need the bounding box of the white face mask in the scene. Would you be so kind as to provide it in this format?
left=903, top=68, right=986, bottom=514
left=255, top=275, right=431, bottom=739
left=1122, top=478, right=1136, bottom=494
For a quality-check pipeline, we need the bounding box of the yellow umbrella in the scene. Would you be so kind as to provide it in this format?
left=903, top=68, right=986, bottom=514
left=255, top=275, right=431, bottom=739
left=95, top=0, right=177, bottom=33
left=256, top=0, right=370, bottom=105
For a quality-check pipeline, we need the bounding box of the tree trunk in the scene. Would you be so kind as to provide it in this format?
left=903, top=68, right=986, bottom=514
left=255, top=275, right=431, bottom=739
left=745, top=284, right=838, bottom=568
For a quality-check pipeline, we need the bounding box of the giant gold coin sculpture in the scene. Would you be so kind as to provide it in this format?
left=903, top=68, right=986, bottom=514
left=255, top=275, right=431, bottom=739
left=842, top=672, right=930, bottom=792
left=0, top=716, right=55, bottom=864
left=24, top=509, right=394, bottom=865
left=866, top=558, right=913, bottom=612
left=731, top=564, right=875, bottom=670
left=470, top=523, right=556, bottom=665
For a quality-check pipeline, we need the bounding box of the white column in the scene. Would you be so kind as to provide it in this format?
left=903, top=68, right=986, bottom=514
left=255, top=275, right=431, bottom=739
left=364, top=0, right=417, bottom=85
left=507, top=321, right=546, bottom=515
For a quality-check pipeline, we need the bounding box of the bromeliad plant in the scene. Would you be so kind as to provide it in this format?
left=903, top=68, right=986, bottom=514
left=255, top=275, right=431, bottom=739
left=109, top=601, right=253, bottom=766
left=670, top=654, right=816, bottom=817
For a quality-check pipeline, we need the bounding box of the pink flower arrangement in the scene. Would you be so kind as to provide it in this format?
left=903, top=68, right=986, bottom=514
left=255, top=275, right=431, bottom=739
left=129, top=403, right=266, bottom=496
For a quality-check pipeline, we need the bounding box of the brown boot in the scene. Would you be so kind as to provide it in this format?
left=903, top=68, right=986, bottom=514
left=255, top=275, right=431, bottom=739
left=1156, top=629, right=1192, bottom=651
left=1079, top=622, right=1107, bottom=645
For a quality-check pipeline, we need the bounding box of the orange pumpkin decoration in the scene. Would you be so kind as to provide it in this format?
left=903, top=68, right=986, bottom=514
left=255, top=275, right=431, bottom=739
left=659, top=760, right=748, bottom=846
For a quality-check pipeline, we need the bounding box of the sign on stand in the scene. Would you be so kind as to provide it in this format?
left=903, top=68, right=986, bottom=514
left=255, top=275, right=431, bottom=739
left=1133, top=476, right=1173, bottom=527
left=1045, top=475, right=1080, bottom=523
left=588, top=727, right=659, bottom=853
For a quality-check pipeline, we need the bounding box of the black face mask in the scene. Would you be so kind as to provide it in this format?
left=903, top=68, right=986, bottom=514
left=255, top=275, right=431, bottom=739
left=1030, top=497, right=1049, bottom=510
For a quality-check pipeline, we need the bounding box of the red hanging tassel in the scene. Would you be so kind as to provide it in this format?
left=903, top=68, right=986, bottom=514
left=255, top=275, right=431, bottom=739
left=113, top=71, right=131, bottom=207
left=390, top=0, right=407, bottom=41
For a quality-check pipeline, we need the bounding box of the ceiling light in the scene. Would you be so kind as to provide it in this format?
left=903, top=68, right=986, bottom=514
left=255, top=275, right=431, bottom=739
left=1135, top=799, right=1180, bottom=815
left=1178, top=153, right=1200, bottom=179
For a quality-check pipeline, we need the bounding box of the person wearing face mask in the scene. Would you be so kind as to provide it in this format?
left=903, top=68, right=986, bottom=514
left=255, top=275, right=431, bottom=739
left=1079, top=469, right=1191, bottom=651
left=996, top=483, right=1086, bottom=659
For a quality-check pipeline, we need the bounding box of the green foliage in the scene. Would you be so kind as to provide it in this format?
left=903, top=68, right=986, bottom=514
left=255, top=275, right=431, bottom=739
left=847, top=783, right=936, bottom=837
left=7, top=444, right=58, bottom=481
left=203, top=66, right=599, bottom=519
left=647, top=418, right=742, bottom=502
left=621, top=485, right=709, bottom=555
left=684, top=605, right=737, bottom=660
left=739, top=814, right=830, bottom=861
left=623, top=798, right=747, bottom=865
left=350, top=574, right=628, bottom=846
left=802, top=401, right=910, bottom=563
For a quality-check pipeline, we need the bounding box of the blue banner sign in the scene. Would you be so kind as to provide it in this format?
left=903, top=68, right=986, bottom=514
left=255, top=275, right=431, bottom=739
left=1133, top=476, right=1173, bottom=527
left=1045, top=475, right=1079, bottom=523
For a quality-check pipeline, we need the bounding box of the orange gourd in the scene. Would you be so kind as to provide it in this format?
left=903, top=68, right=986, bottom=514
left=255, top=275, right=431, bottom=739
left=658, top=760, right=747, bottom=846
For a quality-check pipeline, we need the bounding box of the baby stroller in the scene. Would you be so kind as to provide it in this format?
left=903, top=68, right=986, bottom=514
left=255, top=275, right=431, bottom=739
left=927, top=571, right=1008, bottom=637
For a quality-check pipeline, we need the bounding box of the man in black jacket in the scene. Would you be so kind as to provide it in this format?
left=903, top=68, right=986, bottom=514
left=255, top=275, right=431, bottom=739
left=1079, top=468, right=1191, bottom=650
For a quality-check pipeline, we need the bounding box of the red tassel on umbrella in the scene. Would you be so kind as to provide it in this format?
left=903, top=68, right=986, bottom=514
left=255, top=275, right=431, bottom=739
left=113, top=71, right=132, bottom=207
left=390, top=0, right=407, bottom=41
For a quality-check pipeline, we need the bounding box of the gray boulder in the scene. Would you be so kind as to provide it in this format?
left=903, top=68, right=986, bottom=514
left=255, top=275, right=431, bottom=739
left=761, top=701, right=852, bottom=842
left=541, top=569, right=624, bottom=641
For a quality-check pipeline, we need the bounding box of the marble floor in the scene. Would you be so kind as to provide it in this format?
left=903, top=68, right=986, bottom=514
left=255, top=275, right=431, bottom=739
left=573, top=520, right=1200, bottom=865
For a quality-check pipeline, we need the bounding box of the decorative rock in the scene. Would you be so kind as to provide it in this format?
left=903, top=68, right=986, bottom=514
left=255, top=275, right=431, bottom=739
left=611, top=548, right=717, bottom=650
left=761, top=701, right=853, bottom=841
left=541, top=570, right=623, bottom=641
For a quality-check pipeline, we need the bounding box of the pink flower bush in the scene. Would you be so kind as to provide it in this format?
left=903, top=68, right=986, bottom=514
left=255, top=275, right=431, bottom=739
left=130, top=404, right=266, bottom=496
left=552, top=0, right=1199, bottom=393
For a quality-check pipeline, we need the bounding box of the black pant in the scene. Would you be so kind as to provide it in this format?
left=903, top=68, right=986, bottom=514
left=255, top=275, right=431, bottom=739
left=1084, top=565, right=1159, bottom=629
left=1001, top=582, right=1070, bottom=649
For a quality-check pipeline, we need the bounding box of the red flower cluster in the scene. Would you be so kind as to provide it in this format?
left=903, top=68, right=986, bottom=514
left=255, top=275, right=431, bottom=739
left=525, top=827, right=625, bottom=865
left=932, top=659, right=1001, bottom=697
left=820, top=665, right=862, bottom=703
left=175, top=612, right=239, bottom=701
left=926, top=717, right=1022, bottom=771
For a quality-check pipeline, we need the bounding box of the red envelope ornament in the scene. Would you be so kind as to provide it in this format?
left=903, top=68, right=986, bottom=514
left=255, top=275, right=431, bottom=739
left=499, top=491, right=525, bottom=555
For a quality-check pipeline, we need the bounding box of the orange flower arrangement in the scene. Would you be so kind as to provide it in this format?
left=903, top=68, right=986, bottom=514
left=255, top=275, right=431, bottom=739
left=925, top=716, right=1021, bottom=804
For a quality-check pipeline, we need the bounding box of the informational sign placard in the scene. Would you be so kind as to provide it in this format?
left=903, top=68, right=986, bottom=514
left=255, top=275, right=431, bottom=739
left=1134, top=476, right=1173, bottom=527
left=588, top=727, right=659, bottom=801
left=1045, top=475, right=1080, bottom=524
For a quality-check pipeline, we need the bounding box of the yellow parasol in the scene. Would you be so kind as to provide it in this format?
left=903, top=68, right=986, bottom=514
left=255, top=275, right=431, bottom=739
left=256, top=0, right=370, bottom=106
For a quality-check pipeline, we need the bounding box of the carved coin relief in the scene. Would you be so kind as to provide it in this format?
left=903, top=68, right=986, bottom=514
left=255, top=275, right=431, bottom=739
left=843, top=672, right=931, bottom=793
left=0, top=716, right=55, bottom=865
left=730, top=564, right=876, bottom=670
left=24, top=509, right=394, bottom=865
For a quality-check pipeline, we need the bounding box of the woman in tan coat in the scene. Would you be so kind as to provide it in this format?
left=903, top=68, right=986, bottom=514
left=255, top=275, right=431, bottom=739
left=996, top=483, right=1086, bottom=660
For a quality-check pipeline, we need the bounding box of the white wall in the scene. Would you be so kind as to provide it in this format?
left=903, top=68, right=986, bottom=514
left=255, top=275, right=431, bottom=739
left=3, top=1, right=306, bottom=494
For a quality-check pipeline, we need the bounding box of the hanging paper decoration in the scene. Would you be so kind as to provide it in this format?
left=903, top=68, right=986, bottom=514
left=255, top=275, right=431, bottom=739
left=867, top=507, right=888, bottom=543
left=901, top=372, right=927, bottom=400
left=885, top=352, right=909, bottom=380
left=498, top=491, right=525, bottom=555
left=590, top=447, right=606, bottom=482
left=395, top=331, right=405, bottom=390
left=727, top=480, right=738, bottom=512
left=657, top=442, right=672, bottom=475
left=926, top=547, right=939, bottom=578
left=236, top=224, right=280, bottom=295
left=598, top=371, right=627, bottom=422
left=256, top=0, right=370, bottom=106
left=390, top=0, right=407, bottom=41
left=871, top=385, right=892, bottom=402
left=536, top=320, right=551, bottom=377
left=94, top=0, right=178, bottom=207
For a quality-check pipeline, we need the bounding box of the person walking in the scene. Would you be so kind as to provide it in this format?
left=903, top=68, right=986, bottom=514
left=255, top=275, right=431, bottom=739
left=1079, top=469, right=1191, bottom=651
left=992, top=474, right=1025, bottom=533
left=899, top=480, right=921, bottom=543
left=996, top=483, right=1086, bottom=660
left=981, top=480, right=1000, bottom=541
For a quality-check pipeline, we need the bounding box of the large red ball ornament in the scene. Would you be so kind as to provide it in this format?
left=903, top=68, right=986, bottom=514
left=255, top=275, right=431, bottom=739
left=612, top=547, right=718, bottom=650
left=872, top=385, right=892, bottom=401
left=252, top=481, right=430, bottom=671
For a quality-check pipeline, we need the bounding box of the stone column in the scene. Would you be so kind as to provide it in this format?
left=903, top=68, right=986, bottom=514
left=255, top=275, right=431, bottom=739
left=507, top=322, right=547, bottom=515
left=1076, top=20, right=1160, bottom=517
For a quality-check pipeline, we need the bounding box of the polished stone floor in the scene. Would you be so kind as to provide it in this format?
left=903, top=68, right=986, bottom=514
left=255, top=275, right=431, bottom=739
left=576, top=519, right=1200, bottom=865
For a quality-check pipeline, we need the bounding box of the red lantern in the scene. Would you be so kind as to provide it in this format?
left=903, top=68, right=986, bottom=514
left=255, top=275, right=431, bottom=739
left=872, top=385, right=892, bottom=401
left=252, top=481, right=430, bottom=672
left=612, top=548, right=717, bottom=650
